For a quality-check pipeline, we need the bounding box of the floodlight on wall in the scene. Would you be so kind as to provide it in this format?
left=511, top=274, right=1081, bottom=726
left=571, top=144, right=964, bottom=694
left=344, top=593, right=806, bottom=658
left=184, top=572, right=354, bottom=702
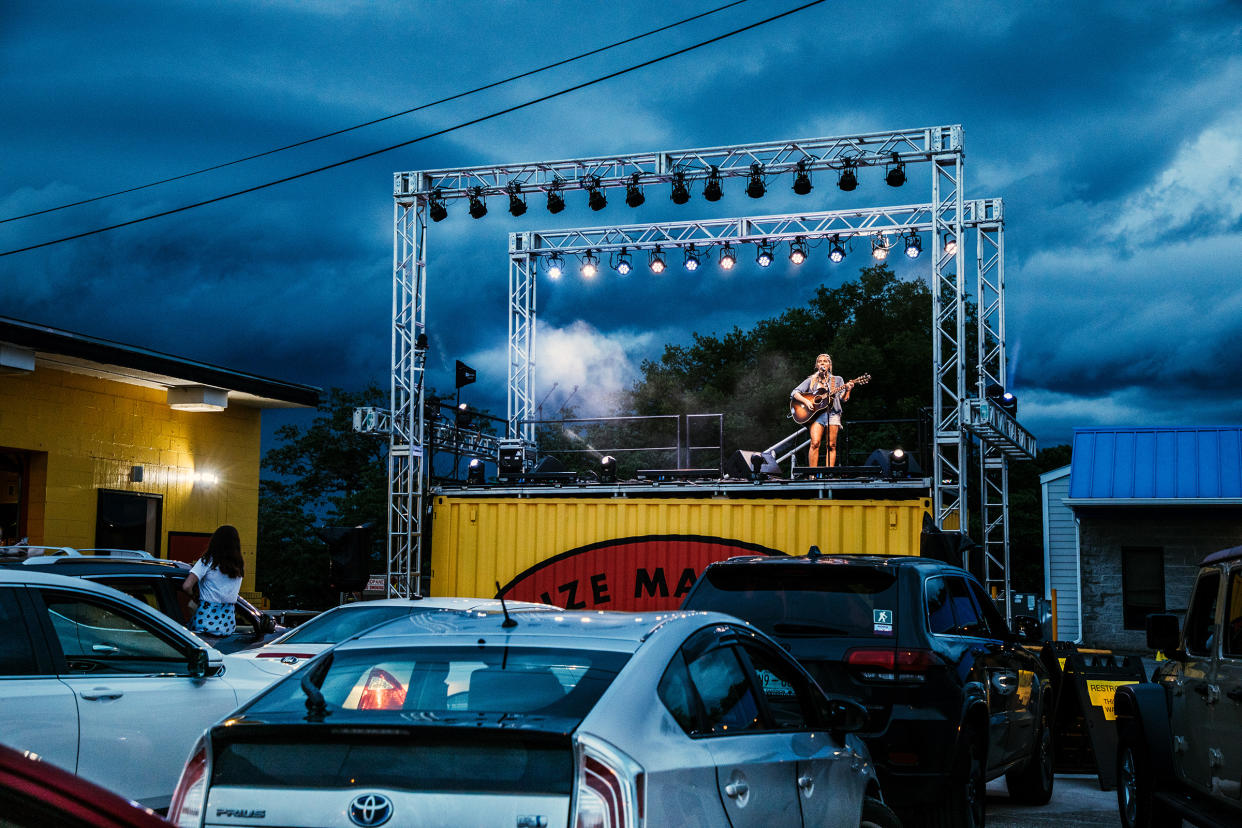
left=168, top=386, right=228, bottom=412
left=649, top=246, right=667, bottom=273
left=789, top=236, right=808, bottom=265
left=756, top=239, right=774, bottom=267
left=467, top=186, right=488, bottom=219
left=506, top=181, right=527, bottom=217
left=903, top=231, right=922, bottom=259
left=684, top=244, right=701, bottom=272
left=546, top=181, right=566, bottom=214
left=586, top=176, right=606, bottom=211
left=792, top=159, right=813, bottom=195
left=546, top=253, right=564, bottom=279
left=837, top=158, right=858, bottom=191
left=613, top=247, right=633, bottom=276
left=670, top=171, right=690, bottom=205
left=885, top=152, right=906, bottom=187
left=625, top=173, right=645, bottom=208
left=745, top=163, right=766, bottom=198
left=703, top=166, right=723, bottom=202
left=943, top=232, right=958, bottom=256
left=428, top=188, right=448, bottom=222
left=718, top=243, right=737, bottom=270
left=871, top=233, right=892, bottom=261
left=580, top=249, right=599, bottom=278
left=828, top=234, right=847, bottom=263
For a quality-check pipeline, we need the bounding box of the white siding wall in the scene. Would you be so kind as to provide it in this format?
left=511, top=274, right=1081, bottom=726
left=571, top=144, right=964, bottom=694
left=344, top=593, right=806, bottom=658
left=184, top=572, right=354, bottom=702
left=1042, top=468, right=1081, bottom=641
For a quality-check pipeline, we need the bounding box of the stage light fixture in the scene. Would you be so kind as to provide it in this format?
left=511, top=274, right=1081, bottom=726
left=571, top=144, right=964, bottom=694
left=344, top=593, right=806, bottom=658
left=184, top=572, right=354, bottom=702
left=1001, top=391, right=1018, bottom=415
left=684, top=244, right=701, bottom=272
left=746, top=163, right=765, bottom=198
left=837, top=158, right=858, bottom=191
left=885, top=152, right=906, bottom=187
left=756, top=239, right=774, bottom=267
left=467, top=458, right=485, bottom=485
left=943, top=232, right=958, bottom=256
left=789, top=236, right=808, bottom=265
left=670, top=171, right=690, bottom=205
left=600, top=455, right=617, bottom=484
left=649, top=246, right=667, bottom=273
left=903, top=231, right=922, bottom=259
left=828, top=234, right=847, bottom=263
left=792, top=159, right=813, bottom=195
left=581, top=249, right=599, bottom=278
left=546, top=181, right=566, bottom=214
left=625, top=173, right=645, bottom=208
left=455, top=402, right=471, bottom=428
left=428, top=188, right=448, bottom=222
left=546, top=253, right=564, bottom=279
left=718, top=243, right=737, bottom=270
left=703, top=166, right=723, bottom=201
left=586, top=176, right=606, bottom=211
left=889, top=447, right=909, bottom=478
left=467, top=186, right=487, bottom=219
left=871, top=233, right=892, bottom=261
left=614, top=247, right=632, bottom=276
left=506, top=181, right=527, bottom=217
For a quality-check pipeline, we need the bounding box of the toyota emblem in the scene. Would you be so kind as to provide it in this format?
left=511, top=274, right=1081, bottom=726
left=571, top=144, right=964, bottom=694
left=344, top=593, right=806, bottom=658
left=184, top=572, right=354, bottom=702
left=348, top=793, right=393, bottom=827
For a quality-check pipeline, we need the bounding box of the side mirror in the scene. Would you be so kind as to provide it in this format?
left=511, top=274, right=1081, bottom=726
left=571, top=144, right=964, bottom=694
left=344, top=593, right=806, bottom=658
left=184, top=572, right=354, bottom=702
left=259, top=613, right=277, bottom=635
left=188, top=647, right=210, bottom=678
left=1146, top=613, right=1181, bottom=655
left=823, top=697, right=869, bottom=733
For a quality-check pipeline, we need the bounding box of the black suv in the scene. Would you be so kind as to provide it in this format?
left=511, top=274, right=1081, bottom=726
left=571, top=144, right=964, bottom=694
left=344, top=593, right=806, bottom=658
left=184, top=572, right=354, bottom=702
left=0, top=557, right=281, bottom=653
left=681, top=552, right=1054, bottom=827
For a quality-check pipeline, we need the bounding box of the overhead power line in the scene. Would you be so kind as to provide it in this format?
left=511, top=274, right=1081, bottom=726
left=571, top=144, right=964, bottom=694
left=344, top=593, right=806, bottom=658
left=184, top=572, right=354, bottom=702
left=1, top=0, right=827, bottom=258
left=1, top=0, right=751, bottom=225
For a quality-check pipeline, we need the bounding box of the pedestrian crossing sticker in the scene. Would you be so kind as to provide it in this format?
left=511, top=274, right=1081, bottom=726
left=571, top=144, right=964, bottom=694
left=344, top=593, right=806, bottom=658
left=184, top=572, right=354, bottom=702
left=873, top=608, right=893, bottom=635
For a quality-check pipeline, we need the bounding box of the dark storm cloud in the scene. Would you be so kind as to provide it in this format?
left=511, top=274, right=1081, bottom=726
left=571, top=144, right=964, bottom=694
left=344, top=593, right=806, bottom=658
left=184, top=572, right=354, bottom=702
left=3, top=0, right=1242, bottom=450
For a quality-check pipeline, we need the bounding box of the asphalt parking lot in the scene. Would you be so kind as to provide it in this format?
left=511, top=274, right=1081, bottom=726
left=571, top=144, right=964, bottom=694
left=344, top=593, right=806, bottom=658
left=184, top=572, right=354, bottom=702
left=987, top=774, right=1121, bottom=827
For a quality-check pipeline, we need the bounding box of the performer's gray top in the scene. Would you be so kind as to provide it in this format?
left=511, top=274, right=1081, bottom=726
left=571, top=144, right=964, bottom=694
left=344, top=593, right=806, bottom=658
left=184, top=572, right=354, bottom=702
left=792, top=373, right=846, bottom=416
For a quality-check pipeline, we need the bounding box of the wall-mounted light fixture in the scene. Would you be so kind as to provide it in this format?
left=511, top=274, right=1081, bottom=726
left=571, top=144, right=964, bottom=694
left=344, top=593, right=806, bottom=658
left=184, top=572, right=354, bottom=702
left=168, top=386, right=228, bottom=412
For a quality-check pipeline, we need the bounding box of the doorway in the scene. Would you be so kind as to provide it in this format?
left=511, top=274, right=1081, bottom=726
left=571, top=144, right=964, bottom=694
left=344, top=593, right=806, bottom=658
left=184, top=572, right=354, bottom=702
left=95, top=490, right=163, bottom=556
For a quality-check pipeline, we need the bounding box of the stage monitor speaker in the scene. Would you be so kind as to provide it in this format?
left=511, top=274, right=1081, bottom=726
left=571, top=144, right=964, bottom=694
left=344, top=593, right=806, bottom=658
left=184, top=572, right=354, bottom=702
left=723, top=449, right=782, bottom=480
left=532, top=455, right=566, bottom=474
left=863, top=448, right=924, bottom=479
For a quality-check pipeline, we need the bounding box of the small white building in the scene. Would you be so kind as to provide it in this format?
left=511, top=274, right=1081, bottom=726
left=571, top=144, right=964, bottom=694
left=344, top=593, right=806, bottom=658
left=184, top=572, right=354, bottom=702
left=1041, top=465, right=1081, bottom=642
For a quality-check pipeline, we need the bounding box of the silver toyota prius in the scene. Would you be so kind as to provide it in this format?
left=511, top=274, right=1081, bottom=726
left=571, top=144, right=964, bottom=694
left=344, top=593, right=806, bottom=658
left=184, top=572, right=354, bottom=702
left=169, top=609, right=899, bottom=828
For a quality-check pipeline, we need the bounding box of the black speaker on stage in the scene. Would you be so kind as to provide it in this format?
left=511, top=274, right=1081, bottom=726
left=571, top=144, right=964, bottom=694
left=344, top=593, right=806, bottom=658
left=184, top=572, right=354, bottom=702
left=322, top=524, right=373, bottom=593
left=864, top=448, right=924, bottom=479
left=723, top=449, right=782, bottom=480
left=533, top=455, right=566, bottom=474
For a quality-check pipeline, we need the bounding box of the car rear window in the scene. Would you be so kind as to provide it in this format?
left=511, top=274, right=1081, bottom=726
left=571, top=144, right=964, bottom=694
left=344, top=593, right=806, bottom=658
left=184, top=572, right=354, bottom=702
left=247, top=646, right=630, bottom=723
left=688, top=565, right=901, bottom=638
left=275, top=605, right=414, bottom=644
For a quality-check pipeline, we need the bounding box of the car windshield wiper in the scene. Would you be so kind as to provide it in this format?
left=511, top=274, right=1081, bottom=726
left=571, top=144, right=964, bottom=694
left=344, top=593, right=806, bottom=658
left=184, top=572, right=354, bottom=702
left=302, top=651, right=334, bottom=722
left=771, top=622, right=850, bottom=636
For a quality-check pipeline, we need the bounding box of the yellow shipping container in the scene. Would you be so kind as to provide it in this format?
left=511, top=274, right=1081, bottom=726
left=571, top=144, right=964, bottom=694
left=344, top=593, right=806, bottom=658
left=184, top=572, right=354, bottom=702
left=430, top=495, right=931, bottom=611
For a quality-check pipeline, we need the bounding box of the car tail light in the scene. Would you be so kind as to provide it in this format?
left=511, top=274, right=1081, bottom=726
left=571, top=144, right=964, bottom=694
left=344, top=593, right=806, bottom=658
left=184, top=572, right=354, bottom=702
left=574, top=739, right=644, bottom=828
left=169, top=737, right=210, bottom=828
left=846, top=648, right=942, bottom=683
left=358, top=668, right=407, bottom=710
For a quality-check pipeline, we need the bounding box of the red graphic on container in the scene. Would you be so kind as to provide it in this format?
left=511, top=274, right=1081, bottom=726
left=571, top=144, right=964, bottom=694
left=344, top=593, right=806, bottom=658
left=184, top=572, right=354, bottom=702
left=499, top=536, right=783, bottom=612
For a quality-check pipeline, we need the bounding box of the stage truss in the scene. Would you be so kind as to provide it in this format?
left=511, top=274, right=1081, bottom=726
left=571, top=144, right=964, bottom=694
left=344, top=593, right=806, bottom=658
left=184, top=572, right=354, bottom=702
left=384, top=124, right=1033, bottom=602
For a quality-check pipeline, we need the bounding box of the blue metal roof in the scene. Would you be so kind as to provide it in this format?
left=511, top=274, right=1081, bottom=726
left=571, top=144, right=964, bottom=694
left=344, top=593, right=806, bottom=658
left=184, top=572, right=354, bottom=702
left=1068, top=427, right=1242, bottom=501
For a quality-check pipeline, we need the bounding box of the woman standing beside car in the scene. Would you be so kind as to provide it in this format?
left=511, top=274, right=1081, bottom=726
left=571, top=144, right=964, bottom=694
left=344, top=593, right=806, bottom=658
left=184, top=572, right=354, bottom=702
left=182, top=524, right=244, bottom=639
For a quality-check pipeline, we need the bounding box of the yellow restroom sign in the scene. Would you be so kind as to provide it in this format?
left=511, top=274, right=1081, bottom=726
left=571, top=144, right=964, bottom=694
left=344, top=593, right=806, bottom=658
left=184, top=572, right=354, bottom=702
left=1086, top=679, right=1139, bottom=720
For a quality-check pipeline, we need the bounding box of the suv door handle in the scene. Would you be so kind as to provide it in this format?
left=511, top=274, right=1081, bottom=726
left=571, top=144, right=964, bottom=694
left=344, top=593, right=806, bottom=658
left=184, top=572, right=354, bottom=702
left=991, top=672, right=1018, bottom=695
left=798, top=775, right=814, bottom=791
left=724, top=781, right=749, bottom=799
left=92, top=643, right=119, bottom=655
left=80, top=687, right=124, bottom=701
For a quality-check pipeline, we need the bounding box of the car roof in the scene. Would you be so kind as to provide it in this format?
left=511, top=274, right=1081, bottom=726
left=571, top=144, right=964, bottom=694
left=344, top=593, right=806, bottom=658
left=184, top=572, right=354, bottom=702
left=10, top=557, right=190, bottom=574
left=706, top=553, right=963, bottom=572
left=323, top=596, right=557, bottom=611
left=341, top=609, right=739, bottom=653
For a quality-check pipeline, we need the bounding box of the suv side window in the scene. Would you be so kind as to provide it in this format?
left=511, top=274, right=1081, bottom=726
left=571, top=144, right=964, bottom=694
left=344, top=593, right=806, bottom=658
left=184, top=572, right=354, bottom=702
left=739, top=640, right=815, bottom=730
left=0, top=588, right=39, bottom=676
left=1226, top=568, right=1242, bottom=659
left=38, top=590, right=188, bottom=674
left=967, top=579, right=1010, bottom=639
left=926, top=576, right=956, bottom=634
left=1185, top=570, right=1221, bottom=656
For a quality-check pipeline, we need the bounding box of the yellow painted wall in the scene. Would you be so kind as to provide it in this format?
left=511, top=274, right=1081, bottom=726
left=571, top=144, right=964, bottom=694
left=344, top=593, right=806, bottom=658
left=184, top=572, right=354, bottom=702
left=0, top=367, right=263, bottom=593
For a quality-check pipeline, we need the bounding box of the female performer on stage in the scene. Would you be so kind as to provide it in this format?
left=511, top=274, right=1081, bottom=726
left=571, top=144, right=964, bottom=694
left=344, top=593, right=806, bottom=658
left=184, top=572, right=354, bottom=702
left=790, top=353, right=853, bottom=467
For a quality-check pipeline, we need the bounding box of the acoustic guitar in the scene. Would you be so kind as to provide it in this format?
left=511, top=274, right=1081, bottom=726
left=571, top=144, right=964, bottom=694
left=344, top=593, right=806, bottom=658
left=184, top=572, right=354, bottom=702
left=789, top=374, right=871, bottom=425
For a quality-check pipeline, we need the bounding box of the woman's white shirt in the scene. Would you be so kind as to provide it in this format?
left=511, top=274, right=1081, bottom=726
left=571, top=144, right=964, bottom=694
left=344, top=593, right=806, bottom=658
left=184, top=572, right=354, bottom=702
left=190, top=558, right=242, bottom=604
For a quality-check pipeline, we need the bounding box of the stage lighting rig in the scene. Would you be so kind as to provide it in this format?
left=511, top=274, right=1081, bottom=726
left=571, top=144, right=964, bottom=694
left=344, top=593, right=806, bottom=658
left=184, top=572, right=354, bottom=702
left=649, top=246, right=667, bottom=273
left=745, top=163, right=766, bottom=198
left=684, top=244, right=701, bottom=272
left=670, top=171, right=690, bottom=205
left=581, top=249, right=599, bottom=278
left=546, top=180, right=566, bottom=214
left=467, top=186, right=487, bottom=219
left=613, top=247, right=633, bottom=275
left=718, top=243, right=737, bottom=270
left=837, top=158, right=859, bottom=191
left=828, top=234, right=847, bottom=263
left=586, top=176, right=606, bottom=211
left=428, top=188, right=448, bottom=222
left=942, top=232, right=958, bottom=256
left=625, top=173, right=645, bottom=208
left=789, top=236, right=808, bottom=265
left=885, top=152, right=907, bottom=187
left=546, top=253, right=564, bottom=279
left=467, top=458, right=486, bottom=485
left=903, top=230, right=922, bottom=259
left=703, top=166, right=723, bottom=201
left=506, top=181, right=527, bottom=217
left=871, top=233, right=892, bottom=261
left=599, top=455, right=617, bottom=484
left=756, top=239, right=774, bottom=267
left=792, top=159, right=813, bottom=195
